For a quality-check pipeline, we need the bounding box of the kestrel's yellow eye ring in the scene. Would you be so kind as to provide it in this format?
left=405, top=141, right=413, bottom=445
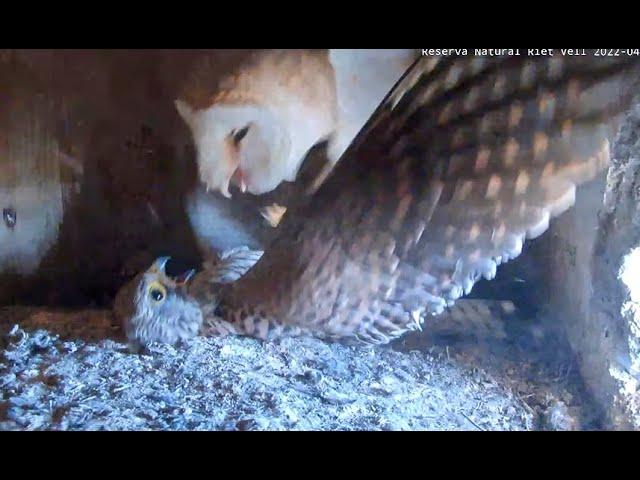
left=148, top=281, right=167, bottom=303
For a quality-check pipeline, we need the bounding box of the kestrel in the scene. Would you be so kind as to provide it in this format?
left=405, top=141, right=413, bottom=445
left=115, top=53, right=639, bottom=349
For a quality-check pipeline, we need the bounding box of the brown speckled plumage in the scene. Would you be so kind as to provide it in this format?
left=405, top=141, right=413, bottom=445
left=117, top=53, right=640, bottom=347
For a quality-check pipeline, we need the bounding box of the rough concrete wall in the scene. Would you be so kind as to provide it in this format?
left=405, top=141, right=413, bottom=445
left=591, top=103, right=640, bottom=428
left=547, top=104, right=640, bottom=429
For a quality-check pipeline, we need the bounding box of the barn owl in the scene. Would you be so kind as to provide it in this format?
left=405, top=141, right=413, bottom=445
left=175, top=49, right=418, bottom=200
left=116, top=53, right=639, bottom=349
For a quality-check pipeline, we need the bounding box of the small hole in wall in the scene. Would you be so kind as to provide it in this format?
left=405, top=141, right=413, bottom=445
left=604, top=329, right=610, bottom=338
left=3, top=207, right=17, bottom=229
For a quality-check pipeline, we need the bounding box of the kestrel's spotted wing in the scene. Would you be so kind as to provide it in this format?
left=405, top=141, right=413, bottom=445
left=215, top=54, right=639, bottom=344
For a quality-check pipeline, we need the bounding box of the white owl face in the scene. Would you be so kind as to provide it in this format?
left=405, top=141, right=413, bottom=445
left=175, top=100, right=292, bottom=198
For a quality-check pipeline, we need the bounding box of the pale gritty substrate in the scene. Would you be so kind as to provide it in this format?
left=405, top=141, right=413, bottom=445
left=0, top=306, right=595, bottom=430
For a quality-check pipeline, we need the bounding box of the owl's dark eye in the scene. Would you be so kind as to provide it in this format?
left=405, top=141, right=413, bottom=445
left=150, top=289, right=164, bottom=302
left=231, top=125, right=250, bottom=145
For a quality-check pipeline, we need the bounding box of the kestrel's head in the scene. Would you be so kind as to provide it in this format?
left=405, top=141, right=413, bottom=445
left=113, top=256, right=202, bottom=350
left=175, top=99, right=291, bottom=197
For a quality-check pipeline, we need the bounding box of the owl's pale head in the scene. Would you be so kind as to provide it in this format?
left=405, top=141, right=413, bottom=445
left=175, top=99, right=292, bottom=198
left=114, top=256, right=202, bottom=350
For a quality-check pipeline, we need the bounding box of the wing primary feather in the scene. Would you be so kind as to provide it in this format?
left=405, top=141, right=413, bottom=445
left=214, top=54, right=640, bottom=344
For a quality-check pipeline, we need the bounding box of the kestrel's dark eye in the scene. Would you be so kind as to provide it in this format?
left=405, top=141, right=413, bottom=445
left=150, top=289, right=164, bottom=302
left=148, top=281, right=167, bottom=303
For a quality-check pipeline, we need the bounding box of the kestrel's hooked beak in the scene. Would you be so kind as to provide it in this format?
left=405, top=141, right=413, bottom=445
left=149, top=256, right=196, bottom=286
left=174, top=268, right=196, bottom=285
left=149, top=256, right=171, bottom=274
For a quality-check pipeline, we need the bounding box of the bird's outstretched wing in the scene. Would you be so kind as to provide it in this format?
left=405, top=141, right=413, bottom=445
left=216, top=53, right=639, bottom=344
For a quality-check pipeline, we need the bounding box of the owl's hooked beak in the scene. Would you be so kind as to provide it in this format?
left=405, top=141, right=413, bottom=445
left=230, top=167, right=248, bottom=193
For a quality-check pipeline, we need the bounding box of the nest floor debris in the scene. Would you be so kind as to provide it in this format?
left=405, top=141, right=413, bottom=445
left=0, top=306, right=598, bottom=430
